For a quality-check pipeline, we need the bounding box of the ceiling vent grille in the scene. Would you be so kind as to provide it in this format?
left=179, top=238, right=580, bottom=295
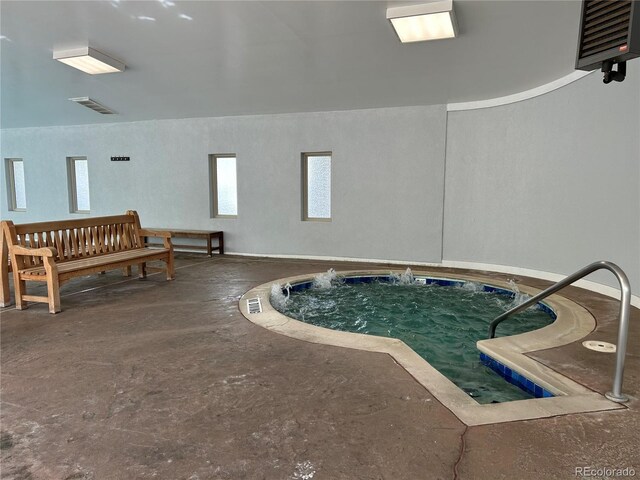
left=69, top=97, right=117, bottom=114
left=576, top=0, right=640, bottom=72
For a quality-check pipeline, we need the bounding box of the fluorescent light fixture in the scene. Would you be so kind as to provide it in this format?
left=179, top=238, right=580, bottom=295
left=387, top=0, right=458, bottom=43
left=54, top=47, right=125, bottom=75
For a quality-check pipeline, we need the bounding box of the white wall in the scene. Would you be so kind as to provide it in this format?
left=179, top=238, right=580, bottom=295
left=0, top=106, right=448, bottom=263
left=2, top=67, right=639, bottom=297
left=443, top=63, right=640, bottom=295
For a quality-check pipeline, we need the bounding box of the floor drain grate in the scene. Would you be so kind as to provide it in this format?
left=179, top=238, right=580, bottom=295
left=582, top=340, right=616, bottom=353
left=247, top=297, right=262, bottom=314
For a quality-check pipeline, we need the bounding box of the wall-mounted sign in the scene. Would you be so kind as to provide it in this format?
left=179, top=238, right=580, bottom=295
left=111, top=156, right=130, bottom=161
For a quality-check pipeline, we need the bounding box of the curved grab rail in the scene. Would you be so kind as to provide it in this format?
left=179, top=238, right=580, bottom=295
left=488, top=261, right=631, bottom=403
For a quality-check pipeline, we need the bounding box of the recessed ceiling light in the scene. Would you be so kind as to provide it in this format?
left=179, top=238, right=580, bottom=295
left=69, top=97, right=117, bottom=114
left=387, top=0, right=458, bottom=43
left=54, top=47, right=125, bottom=75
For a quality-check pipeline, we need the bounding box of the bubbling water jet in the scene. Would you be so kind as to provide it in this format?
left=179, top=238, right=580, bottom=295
left=313, top=268, right=338, bottom=289
left=270, top=283, right=290, bottom=310
left=390, top=267, right=416, bottom=285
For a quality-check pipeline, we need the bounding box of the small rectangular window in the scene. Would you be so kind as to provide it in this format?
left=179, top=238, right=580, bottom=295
left=67, top=157, right=91, bottom=213
left=302, top=152, right=331, bottom=221
left=5, top=158, right=27, bottom=211
left=209, top=154, right=238, bottom=217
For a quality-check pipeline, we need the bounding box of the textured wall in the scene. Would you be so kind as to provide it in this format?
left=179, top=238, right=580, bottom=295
left=2, top=68, right=638, bottom=296
left=443, top=64, right=640, bottom=294
left=0, top=106, right=447, bottom=263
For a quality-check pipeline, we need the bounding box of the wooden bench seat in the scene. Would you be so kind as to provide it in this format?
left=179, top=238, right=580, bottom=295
left=1, top=210, right=174, bottom=313
left=17, top=248, right=171, bottom=279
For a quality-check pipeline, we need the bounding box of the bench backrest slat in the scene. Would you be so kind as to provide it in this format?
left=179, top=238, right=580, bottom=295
left=2, top=212, right=144, bottom=268
left=11, top=215, right=134, bottom=235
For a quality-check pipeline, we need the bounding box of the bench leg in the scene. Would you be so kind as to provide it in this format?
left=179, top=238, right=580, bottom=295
left=166, top=255, right=175, bottom=281
left=46, top=275, right=61, bottom=314
left=14, top=278, right=27, bottom=310
left=206, top=236, right=212, bottom=257
left=123, top=266, right=132, bottom=277
left=0, top=269, right=10, bottom=307
left=43, top=257, right=61, bottom=314
left=138, top=263, right=147, bottom=279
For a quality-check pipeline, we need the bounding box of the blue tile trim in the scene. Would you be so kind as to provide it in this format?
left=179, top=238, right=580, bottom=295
left=536, top=302, right=557, bottom=320
left=289, top=282, right=312, bottom=292
left=424, top=278, right=465, bottom=287
left=481, top=284, right=511, bottom=295
left=479, top=352, right=554, bottom=399
left=343, top=275, right=390, bottom=284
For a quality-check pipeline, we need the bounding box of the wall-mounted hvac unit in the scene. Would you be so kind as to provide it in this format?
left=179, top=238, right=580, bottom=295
left=576, top=0, right=640, bottom=83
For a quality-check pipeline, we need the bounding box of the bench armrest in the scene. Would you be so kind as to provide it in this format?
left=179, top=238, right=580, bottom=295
left=10, top=245, right=57, bottom=257
left=139, top=228, right=172, bottom=239
left=139, top=228, right=173, bottom=250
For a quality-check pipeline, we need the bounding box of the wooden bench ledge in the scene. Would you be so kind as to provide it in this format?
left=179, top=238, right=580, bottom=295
left=143, top=229, right=223, bottom=256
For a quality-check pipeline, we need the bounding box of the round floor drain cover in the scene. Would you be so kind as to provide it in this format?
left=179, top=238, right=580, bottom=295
left=582, top=340, right=616, bottom=353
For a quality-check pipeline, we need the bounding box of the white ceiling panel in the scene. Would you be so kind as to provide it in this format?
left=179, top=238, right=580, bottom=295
left=0, top=1, right=582, bottom=128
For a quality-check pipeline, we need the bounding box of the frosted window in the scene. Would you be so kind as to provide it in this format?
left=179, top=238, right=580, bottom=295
left=68, top=158, right=90, bottom=212
left=215, top=156, right=238, bottom=216
left=13, top=161, right=26, bottom=209
left=6, top=159, right=27, bottom=210
left=74, top=159, right=91, bottom=211
left=305, top=155, right=331, bottom=219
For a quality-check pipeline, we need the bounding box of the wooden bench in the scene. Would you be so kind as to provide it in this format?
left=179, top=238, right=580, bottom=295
left=144, top=229, right=223, bottom=257
left=1, top=210, right=174, bottom=314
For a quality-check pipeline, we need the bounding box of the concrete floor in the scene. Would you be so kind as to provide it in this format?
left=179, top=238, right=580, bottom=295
left=1, top=255, right=638, bottom=480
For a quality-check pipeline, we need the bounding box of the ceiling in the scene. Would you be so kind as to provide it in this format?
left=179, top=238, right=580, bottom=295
left=0, top=0, right=582, bottom=128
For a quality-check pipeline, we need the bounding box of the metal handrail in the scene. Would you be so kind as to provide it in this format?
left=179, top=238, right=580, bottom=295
left=487, top=261, right=631, bottom=403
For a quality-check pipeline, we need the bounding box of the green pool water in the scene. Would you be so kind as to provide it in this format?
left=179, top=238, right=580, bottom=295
left=274, top=278, right=554, bottom=404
